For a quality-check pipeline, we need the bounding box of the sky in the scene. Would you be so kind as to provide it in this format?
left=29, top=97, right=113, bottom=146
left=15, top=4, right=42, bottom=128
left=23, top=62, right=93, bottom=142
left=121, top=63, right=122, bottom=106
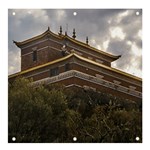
left=8, top=9, right=142, bottom=77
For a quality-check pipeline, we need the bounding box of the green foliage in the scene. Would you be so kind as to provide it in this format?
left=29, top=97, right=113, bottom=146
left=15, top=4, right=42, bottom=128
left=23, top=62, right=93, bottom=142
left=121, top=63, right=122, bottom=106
left=8, top=78, right=142, bottom=143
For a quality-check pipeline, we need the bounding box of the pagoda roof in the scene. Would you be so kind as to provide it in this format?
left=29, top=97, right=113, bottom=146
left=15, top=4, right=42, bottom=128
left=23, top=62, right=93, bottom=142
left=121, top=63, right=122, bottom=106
left=9, top=52, right=142, bottom=82
left=13, top=27, right=121, bottom=61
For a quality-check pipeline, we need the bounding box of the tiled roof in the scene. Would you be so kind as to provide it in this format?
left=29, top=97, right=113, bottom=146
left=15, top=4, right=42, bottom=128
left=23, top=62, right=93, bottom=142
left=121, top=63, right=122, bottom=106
left=9, top=52, right=142, bottom=81
left=13, top=27, right=121, bottom=60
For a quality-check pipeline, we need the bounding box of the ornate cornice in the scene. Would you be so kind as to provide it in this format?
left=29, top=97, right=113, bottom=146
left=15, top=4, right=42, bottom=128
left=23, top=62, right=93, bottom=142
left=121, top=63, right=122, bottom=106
left=9, top=52, right=142, bottom=82
left=13, top=28, right=121, bottom=61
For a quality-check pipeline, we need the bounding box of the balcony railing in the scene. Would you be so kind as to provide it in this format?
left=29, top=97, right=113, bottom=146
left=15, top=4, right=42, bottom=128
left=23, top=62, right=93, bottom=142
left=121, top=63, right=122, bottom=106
left=33, top=70, right=142, bottom=98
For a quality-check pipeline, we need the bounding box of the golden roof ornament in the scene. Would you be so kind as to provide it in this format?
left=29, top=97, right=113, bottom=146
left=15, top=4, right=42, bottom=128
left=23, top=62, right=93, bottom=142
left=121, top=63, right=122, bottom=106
left=72, top=28, right=76, bottom=39
left=86, top=36, right=89, bottom=45
left=65, top=31, right=67, bottom=36
left=47, top=26, right=50, bottom=31
left=58, top=26, right=62, bottom=35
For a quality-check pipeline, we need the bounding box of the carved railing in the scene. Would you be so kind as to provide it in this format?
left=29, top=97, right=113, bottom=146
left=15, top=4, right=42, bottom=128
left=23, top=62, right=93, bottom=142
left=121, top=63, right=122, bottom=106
left=33, top=70, right=142, bottom=98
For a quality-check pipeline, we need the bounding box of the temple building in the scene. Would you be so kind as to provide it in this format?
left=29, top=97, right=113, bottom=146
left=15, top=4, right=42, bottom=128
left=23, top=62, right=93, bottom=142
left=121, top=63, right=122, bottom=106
left=9, top=27, right=142, bottom=102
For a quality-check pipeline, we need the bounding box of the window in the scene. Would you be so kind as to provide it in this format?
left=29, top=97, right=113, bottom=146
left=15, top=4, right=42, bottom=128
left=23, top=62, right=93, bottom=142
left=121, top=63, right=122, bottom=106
left=50, top=67, right=59, bottom=76
left=65, top=63, right=70, bottom=71
left=32, top=51, right=37, bottom=61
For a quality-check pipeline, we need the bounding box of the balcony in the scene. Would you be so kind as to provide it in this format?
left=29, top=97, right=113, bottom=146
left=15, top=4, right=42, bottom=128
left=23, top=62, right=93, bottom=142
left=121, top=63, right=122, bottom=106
left=33, top=70, right=142, bottom=98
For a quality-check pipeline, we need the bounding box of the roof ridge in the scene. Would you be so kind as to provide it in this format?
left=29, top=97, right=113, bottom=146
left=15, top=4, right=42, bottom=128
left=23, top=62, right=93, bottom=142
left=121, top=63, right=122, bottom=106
left=9, top=52, right=141, bottom=81
left=8, top=53, right=74, bottom=78
left=13, top=28, right=121, bottom=59
left=74, top=53, right=142, bottom=81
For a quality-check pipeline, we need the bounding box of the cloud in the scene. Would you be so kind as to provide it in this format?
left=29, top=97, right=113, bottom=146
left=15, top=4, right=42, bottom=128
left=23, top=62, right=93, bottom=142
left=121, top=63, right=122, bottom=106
left=110, top=27, right=126, bottom=40
left=137, top=29, right=142, bottom=38
left=8, top=50, right=21, bottom=75
left=56, top=10, right=66, bottom=21
left=8, top=9, right=142, bottom=77
left=103, top=40, right=109, bottom=50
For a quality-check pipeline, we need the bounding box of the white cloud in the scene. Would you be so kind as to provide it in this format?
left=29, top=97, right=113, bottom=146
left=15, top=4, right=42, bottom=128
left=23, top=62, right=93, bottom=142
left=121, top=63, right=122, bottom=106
left=118, top=10, right=129, bottom=18
left=31, top=10, right=49, bottom=22
left=126, top=41, right=142, bottom=57
left=10, top=9, right=49, bottom=24
left=103, top=40, right=109, bottom=50
left=8, top=9, right=142, bottom=78
left=56, top=10, right=66, bottom=21
left=115, top=10, right=129, bottom=23
left=112, top=59, right=142, bottom=78
left=124, top=65, right=142, bottom=78
left=110, top=27, right=126, bottom=40
left=126, top=40, right=132, bottom=45
left=96, top=45, right=102, bottom=50
left=107, top=19, right=112, bottom=24
left=138, top=29, right=142, bottom=39
left=131, top=42, right=142, bottom=57
left=111, top=62, right=117, bottom=68
left=91, top=39, right=96, bottom=45
left=8, top=50, right=21, bottom=75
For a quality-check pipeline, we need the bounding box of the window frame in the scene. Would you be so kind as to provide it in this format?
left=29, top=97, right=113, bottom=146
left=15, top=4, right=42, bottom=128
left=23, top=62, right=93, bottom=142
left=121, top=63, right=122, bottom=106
left=65, top=63, right=70, bottom=71
left=50, top=67, right=59, bottom=77
left=32, top=50, right=37, bottom=62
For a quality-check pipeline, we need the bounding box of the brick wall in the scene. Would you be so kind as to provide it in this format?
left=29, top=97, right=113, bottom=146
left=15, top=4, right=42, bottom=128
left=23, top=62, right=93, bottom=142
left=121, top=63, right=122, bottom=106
left=21, top=37, right=65, bottom=70
left=20, top=34, right=115, bottom=71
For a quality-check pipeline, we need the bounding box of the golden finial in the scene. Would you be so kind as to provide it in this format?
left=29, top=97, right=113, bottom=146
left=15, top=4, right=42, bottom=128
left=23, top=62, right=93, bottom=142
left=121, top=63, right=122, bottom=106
left=86, top=36, right=89, bottom=44
left=72, top=28, right=76, bottom=39
left=47, top=26, right=50, bottom=31
left=65, top=31, right=67, bottom=36
left=59, top=26, right=62, bottom=35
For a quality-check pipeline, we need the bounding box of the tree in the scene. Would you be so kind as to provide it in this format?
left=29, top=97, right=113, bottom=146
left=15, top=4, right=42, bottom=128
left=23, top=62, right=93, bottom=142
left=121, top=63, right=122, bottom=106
left=8, top=77, right=142, bottom=143
left=80, top=105, right=142, bottom=143
left=8, top=78, right=80, bottom=142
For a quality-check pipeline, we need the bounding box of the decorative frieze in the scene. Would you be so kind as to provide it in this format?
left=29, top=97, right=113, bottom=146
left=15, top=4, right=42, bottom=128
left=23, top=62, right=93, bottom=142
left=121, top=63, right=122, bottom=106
left=96, top=74, right=103, bottom=78
left=117, top=85, right=128, bottom=92
left=129, top=86, right=136, bottom=90
left=33, top=70, right=142, bottom=98
left=75, top=51, right=83, bottom=56
left=96, top=59, right=103, bottom=64
left=88, top=56, right=93, bottom=60
left=32, top=46, right=38, bottom=51
left=113, top=80, right=121, bottom=85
